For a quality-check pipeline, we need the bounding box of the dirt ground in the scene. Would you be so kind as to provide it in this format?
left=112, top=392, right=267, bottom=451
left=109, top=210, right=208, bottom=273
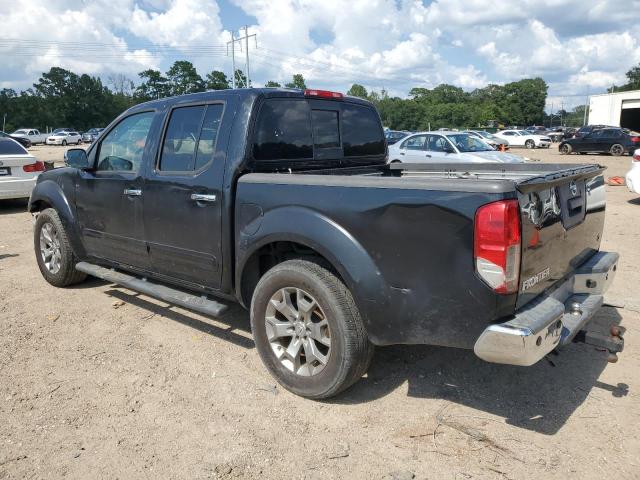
left=1, top=145, right=639, bottom=480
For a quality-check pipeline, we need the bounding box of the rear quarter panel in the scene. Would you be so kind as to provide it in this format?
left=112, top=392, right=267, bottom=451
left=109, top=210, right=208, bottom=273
left=236, top=174, right=516, bottom=348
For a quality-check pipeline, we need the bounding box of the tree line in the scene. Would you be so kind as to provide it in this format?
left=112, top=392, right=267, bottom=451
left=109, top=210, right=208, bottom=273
left=5, top=58, right=634, bottom=133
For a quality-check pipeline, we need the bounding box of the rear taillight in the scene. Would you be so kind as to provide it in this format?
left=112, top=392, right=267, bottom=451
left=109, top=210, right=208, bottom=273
left=303, top=89, right=344, bottom=99
left=23, top=161, right=45, bottom=172
left=474, top=199, right=521, bottom=294
left=631, top=136, right=640, bottom=143
left=633, top=151, right=640, bottom=162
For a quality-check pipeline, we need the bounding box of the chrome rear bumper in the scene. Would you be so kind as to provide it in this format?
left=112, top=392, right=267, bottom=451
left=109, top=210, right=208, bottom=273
left=474, top=251, right=619, bottom=366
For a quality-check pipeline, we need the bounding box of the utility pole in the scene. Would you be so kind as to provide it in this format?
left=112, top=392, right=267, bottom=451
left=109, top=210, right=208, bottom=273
left=227, top=32, right=236, bottom=89
left=2, top=114, right=5, bottom=132
left=583, top=87, right=590, bottom=126
left=227, top=27, right=257, bottom=88
left=550, top=102, right=553, bottom=128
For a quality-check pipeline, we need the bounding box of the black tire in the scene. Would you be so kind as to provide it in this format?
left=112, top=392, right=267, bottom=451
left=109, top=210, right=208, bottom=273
left=559, top=143, right=572, bottom=155
left=610, top=143, right=624, bottom=156
left=250, top=259, right=374, bottom=399
left=62, top=140, right=67, bottom=146
left=390, top=159, right=402, bottom=163
left=34, top=208, right=86, bottom=287
left=525, top=139, right=535, bottom=149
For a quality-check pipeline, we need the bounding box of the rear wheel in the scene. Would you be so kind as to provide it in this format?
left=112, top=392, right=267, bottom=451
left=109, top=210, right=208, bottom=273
left=62, top=140, right=67, bottom=146
left=610, top=144, right=624, bottom=156
left=525, top=139, right=535, bottom=149
left=34, top=208, right=86, bottom=287
left=560, top=143, right=572, bottom=155
left=250, top=259, right=374, bottom=399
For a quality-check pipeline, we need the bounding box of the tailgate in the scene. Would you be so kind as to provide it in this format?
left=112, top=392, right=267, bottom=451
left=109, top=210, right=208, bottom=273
left=515, top=165, right=606, bottom=308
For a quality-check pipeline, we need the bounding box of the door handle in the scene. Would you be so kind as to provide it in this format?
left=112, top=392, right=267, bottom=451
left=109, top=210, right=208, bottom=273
left=124, top=188, right=142, bottom=196
left=191, top=193, right=217, bottom=203
left=400, top=152, right=405, bottom=155
left=425, top=154, right=431, bottom=157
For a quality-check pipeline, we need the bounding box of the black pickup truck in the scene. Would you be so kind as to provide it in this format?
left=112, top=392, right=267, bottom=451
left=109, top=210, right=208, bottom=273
left=29, top=88, right=621, bottom=399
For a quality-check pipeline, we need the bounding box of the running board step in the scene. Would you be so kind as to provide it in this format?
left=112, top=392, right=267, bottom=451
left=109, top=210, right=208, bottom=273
left=75, top=262, right=229, bottom=317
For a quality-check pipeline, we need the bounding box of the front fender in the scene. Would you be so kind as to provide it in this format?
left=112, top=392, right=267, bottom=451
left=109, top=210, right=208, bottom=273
left=29, top=177, right=86, bottom=258
left=236, top=205, right=391, bottom=343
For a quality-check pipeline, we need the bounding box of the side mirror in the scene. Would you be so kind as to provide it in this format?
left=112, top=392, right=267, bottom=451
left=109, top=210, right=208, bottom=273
left=64, top=148, right=89, bottom=169
left=443, top=143, right=455, bottom=153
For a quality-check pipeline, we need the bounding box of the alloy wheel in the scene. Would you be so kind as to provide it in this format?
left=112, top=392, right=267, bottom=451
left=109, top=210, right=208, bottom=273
left=39, top=222, right=62, bottom=274
left=264, top=287, right=331, bottom=376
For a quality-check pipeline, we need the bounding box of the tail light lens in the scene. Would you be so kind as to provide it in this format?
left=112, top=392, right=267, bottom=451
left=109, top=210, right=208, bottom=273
left=633, top=151, right=640, bottom=162
left=474, top=200, right=521, bottom=294
left=23, top=161, right=45, bottom=173
left=631, top=136, right=640, bottom=143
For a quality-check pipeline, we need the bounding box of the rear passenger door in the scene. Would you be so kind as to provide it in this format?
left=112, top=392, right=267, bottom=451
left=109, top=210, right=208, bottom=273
left=142, top=102, right=230, bottom=290
left=397, top=134, right=429, bottom=162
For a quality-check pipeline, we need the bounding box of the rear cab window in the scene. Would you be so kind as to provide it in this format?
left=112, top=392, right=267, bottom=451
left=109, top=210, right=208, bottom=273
left=251, top=97, right=385, bottom=168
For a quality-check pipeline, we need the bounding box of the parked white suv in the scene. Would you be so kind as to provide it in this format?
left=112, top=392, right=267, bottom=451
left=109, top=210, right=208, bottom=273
left=494, top=130, right=551, bottom=149
left=387, top=131, right=525, bottom=163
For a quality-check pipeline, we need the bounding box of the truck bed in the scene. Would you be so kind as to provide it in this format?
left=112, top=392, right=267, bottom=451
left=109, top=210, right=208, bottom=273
left=236, top=162, right=606, bottom=347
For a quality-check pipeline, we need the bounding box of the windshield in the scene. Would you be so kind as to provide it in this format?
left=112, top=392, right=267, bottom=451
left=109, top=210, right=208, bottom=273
left=447, top=134, right=493, bottom=152
left=515, top=130, right=530, bottom=136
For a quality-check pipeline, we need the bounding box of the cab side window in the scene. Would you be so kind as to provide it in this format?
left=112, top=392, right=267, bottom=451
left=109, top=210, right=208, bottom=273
left=158, top=104, right=224, bottom=172
left=97, top=112, right=155, bottom=172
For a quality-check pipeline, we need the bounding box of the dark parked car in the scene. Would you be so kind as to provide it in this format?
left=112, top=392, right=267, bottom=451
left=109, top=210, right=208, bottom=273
left=573, top=124, right=612, bottom=139
left=0, top=131, right=31, bottom=149
left=29, top=88, right=621, bottom=398
left=559, top=127, right=640, bottom=156
left=384, top=130, right=410, bottom=145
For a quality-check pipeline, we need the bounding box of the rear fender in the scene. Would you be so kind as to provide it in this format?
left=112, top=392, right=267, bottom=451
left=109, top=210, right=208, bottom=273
left=29, top=178, right=86, bottom=258
left=236, top=205, right=390, bottom=342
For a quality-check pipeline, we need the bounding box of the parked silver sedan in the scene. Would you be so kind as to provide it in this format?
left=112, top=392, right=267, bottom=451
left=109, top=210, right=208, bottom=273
left=387, top=131, right=525, bottom=164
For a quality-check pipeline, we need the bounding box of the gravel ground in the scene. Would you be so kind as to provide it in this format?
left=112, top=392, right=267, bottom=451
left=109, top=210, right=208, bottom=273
left=1, top=145, right=639, bottom=479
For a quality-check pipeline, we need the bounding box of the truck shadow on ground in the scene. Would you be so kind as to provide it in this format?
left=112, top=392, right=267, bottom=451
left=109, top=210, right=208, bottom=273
left=105, top=288, right=254, bottom=350
left=0, top=199, right=29, bottom=214
left=335, top=306, right=626, bottom=435
left=100, top=285, right=625, bottom=436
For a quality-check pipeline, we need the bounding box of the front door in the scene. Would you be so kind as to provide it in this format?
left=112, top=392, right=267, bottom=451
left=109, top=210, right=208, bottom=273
left=76, top=111, right=157, bottom=269
left=143, top=102, right=228, bottom=290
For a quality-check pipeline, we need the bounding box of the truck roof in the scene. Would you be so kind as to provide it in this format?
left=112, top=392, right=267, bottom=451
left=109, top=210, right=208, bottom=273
left=128, top=88, right=373, bottom=114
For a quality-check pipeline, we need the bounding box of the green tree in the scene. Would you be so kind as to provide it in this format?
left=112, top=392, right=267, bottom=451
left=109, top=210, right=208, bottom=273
left=205, top=70, right=230, bottom=90
left=135, top=69, right=169, bottom=101
left=265, top=80, right=281, bottom=87
left=166, top=61, right=205, bottom=96
left=234, top=69, right=248, bottom=88
left=609, top=63, right=640, bottom=92
left=285, top=74, right=306, bottom=89
left=347, top=84, right=368, bottom=99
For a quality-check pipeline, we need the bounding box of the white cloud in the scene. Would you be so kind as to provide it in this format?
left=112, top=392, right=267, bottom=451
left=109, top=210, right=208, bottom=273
left=0, top=0, right=639, bottom=109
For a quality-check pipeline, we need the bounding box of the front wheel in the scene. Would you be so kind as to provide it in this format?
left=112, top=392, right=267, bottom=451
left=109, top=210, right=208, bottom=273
left=560, top=143, right=572, bottom=155
left=610, top=144, right=624, bottom=156
left=62, top=140, right=67, bottom=146
left=525, top=139, right=535, bottom=149
left=34, top=208, right=86, bottom=287
left=250, top=259, right=374, bottom=399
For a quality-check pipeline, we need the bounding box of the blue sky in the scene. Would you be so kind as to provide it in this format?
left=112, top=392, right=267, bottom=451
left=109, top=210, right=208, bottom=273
left=1, top=0, right=639, bottom=112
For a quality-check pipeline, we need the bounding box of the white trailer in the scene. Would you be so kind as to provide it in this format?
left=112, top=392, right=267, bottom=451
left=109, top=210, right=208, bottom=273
left=589, top=90, right=640, bottom=131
